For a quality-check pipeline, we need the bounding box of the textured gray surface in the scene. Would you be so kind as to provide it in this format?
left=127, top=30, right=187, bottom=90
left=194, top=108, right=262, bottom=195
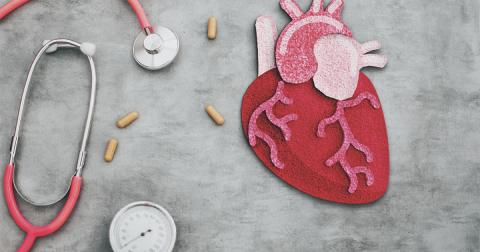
left=0, top=0, right=479, bottom=251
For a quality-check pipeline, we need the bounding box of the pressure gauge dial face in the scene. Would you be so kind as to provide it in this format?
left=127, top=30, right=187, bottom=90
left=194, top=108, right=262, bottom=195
left=109, top=201, right=176, bottom=252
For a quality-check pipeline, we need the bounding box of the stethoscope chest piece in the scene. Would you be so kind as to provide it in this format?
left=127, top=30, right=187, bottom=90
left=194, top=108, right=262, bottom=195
left=133, top=26, right=179, bottom=70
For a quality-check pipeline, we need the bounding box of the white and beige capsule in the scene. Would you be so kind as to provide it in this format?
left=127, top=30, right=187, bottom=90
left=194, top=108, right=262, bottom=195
left=205, top=104, right=224, bottom=125
left=104, top=138, right=118, bottom=162
left=207, top=16, right=217, bottom=40
left=116, top=111, right=139, bottom=128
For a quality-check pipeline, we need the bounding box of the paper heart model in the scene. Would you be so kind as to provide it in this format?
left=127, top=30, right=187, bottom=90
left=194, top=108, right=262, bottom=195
left=241, top=0, right=389, bottom=204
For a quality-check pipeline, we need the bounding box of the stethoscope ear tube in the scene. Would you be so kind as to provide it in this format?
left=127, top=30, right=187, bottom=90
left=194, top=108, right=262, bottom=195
left=4, top=39, right=96, bottom=251
left=8, top=39, right=96, bottom=206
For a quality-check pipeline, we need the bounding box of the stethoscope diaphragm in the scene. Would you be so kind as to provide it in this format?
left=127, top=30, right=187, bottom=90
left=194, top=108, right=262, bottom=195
left=133, top=26, right=180, bottom=71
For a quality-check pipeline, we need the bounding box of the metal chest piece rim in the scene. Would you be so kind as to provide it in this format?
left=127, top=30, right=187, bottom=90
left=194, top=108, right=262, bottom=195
left=133, top=26, right=180, bottom=71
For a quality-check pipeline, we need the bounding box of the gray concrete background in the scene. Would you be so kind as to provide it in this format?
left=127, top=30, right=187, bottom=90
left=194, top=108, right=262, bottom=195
left=0, top=0, right=479, bottom=251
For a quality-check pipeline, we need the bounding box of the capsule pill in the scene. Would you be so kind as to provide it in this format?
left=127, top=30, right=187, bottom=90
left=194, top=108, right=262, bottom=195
left=116, top=111, right=139, bottom=128
left=104, top=138, right=118, bottom=162
left=205, top=105, right=224, bottom=125
left=208, top=16, right=217, bottom=40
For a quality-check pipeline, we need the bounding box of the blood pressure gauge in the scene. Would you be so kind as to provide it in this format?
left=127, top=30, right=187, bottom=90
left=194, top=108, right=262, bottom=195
left=109, top=201, right=177, bottom=252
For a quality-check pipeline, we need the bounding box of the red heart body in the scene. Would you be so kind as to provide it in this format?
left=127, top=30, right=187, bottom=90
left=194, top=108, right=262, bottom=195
left=241, top=69, right=389, bottom=204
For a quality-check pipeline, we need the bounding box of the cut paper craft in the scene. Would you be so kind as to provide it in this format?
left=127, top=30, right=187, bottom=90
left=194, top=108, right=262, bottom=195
left=248, top=81, right=298, bottom=169
left=256, top=16, right=278, bottom=76
left=242, top=71, right=389, bottom=204
left=317, top=92, right=380, bottom=193
left=276, top=0, right=352, bottom=85
left=241, top=0, right=390, bottom=204
left=313, top=35, right=387, bottom=100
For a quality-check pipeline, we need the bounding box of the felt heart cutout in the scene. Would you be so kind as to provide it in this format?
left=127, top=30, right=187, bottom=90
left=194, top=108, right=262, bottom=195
left=241, top=69, right=389, bottom=204
left=313, top=35, right=387, bottom=100
left=244, top=0, right=390, bottom=204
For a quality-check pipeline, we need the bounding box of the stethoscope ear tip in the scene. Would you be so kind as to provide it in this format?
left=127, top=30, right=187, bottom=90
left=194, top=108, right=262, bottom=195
left=41, top=40, right=96, bottom=57
left=80, top=43, right=96, bottom=57
left=42, top=40, right=58, bottom=54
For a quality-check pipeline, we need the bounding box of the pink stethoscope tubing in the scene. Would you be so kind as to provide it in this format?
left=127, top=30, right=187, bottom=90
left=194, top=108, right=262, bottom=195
left=4, top=39, right=97, bottom=252
left=4, top=164, right=82, bottom=252
left=127, top=0, right=152, bottom=31
left=0, top=0, right=153, bottom=30
left=0, top=0, right=28, bottom=20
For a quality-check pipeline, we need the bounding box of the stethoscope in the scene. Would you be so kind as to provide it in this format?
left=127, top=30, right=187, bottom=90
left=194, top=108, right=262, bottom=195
left=0, top=0, right=180, bottom=70
left=4, top=39, right=97, bottom=252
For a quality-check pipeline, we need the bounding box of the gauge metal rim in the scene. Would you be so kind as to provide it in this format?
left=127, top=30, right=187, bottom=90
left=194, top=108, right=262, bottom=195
left=109, top=201, right=177, bottom=252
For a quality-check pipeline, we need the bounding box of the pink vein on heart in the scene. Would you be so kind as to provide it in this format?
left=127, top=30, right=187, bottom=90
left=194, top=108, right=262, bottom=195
left=248, top=81, right=298, bottom=169
left=317, top=92, right=380, bottom=193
